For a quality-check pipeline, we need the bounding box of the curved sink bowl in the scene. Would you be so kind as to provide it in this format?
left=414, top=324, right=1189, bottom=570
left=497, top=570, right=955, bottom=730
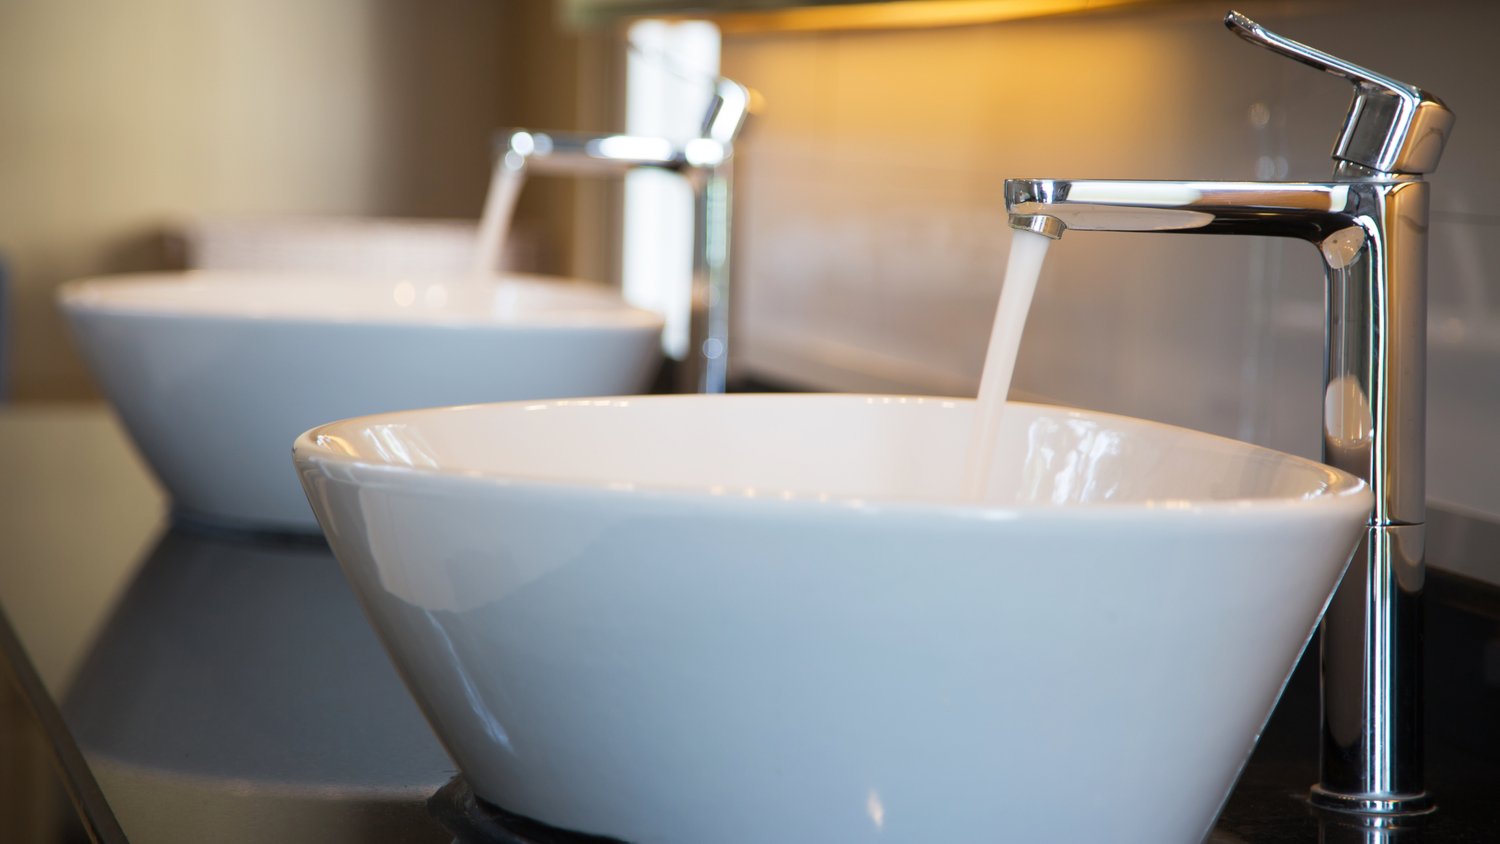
left=175, top=214, right=529, bottom=276
left=61, top=272, right=663, bottom=531
left=294, top=395, right=1370, bottom=844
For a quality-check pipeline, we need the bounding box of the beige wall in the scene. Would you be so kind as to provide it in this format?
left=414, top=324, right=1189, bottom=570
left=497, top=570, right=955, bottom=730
left=720, top=0, right=1500, bottom=517
left=509, top=1, right=629, bottom=286
left=0, top=0, right=607, bottom=400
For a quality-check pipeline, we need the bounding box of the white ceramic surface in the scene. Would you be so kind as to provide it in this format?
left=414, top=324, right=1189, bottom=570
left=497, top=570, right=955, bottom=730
left=294, top=395, right=1371, bottom=844
left=174, top=214, right=538, bottom=277
left=61, top=272, right=663, bottom=530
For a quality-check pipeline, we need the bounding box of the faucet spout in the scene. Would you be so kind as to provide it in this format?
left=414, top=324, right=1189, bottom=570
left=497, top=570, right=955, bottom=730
left=1005, top=178, right=1366, bottom=242
left=1006, top=213, right=1066, bottom=240
left=1004, top=173, right=1425, bottom=525
left=486, top=77, right=753, bottom=395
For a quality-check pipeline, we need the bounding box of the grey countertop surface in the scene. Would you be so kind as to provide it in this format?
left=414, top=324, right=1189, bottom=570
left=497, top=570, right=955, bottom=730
left=0, top=405, right=452, bottom=844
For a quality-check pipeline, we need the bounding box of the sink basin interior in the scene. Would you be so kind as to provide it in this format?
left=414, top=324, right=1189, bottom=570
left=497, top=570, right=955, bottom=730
left=308, top=394, right=1361, bottom=509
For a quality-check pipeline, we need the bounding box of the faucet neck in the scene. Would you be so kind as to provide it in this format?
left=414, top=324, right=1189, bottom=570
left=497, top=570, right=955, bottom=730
left=1333, top=160, right=1429, bottom=184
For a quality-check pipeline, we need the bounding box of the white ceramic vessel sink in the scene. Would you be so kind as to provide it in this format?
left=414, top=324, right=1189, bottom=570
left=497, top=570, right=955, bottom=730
left=294, top=395, right=1371, bottom=844
left=61, top=271, right=663, bottom=531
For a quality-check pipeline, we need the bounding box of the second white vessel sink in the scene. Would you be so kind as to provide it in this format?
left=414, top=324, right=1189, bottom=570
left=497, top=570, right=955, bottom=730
left=61, top=272, right=664, bottom=531
left=294, top=394, right=1370, bottom=843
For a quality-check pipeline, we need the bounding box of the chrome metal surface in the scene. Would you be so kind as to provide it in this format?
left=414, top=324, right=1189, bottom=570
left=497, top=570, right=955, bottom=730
left=492, top=78, right=750, bottom=394
left=1006, top=179, right=1355, bottom=239
left=1007, top=213, right=1065, bottom=240
left=1317, top=525, right=1433, bottom=815
left=691, top=166, right=733, bottom=393
left=1225, top=11, right=1453, bottom=175
left=1309, top=785, right=1436, bottom=818
left=1003, top=11, right=1452, bottom=816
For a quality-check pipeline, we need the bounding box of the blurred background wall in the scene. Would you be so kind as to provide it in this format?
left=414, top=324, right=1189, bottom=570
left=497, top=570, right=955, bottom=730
left=719, top=0, right=1500, bottom=518
left=0, top=0, right=614, bottom=400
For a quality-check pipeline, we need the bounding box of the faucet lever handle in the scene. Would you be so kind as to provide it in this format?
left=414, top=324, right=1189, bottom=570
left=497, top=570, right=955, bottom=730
left=702, top=78, right=752, bottom=147
left=1225, top=10, right=1453, bottom=175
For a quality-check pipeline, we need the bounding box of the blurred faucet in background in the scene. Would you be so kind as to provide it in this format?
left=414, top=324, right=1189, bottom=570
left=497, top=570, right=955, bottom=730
left=490, top=76, right=751, bottom=394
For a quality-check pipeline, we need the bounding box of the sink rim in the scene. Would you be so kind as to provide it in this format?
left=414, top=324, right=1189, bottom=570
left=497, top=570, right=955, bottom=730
left=294, top=394, right=1371, bottom=520
left=58, top=270, right=665, bottom=331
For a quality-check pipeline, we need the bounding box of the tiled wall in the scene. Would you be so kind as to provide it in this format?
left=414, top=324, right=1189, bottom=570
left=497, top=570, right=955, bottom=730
left=722, top=0, right=1500, bottom=518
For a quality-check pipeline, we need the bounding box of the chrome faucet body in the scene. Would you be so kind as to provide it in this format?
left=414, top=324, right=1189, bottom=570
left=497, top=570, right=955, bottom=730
left=492, top=77, right=751, bottom=394
left=1006, top=12, right=1454, bottom=816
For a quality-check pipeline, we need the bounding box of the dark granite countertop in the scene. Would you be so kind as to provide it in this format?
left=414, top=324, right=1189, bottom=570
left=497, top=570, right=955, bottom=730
left=1215, top=564, right=1500, bottom=842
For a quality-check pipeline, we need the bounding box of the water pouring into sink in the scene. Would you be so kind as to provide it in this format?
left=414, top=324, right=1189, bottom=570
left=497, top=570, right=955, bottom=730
left=962, top=224, right=1055, bottom=500
left=471, top=139, right=528, bottom=277
left=288, top=9, right=1444, bottom=842
left=476, top=75, right=751, bottom=393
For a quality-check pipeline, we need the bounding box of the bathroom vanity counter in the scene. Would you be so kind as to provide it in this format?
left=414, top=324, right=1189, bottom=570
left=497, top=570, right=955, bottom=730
left=0, top=404, right=452, bottom=844
left=1, top=404, right=1497, bottom=842
left=1214, top=538, right=1500, bottom=843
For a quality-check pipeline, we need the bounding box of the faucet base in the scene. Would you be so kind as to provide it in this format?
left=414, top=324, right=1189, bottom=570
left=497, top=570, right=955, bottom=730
left=1308, top=784, right=1436, bottom=817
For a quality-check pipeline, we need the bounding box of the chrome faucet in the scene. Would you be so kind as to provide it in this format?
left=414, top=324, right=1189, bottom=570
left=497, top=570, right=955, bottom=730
left=491, top=77, right=751, bottom=394
left=1005, top=11, right=1454, bottom=817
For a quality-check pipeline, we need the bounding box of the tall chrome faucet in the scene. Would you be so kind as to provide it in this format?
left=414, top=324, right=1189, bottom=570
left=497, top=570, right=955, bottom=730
left=493, top=76, right=751, bottom=394
left=1005, top=12, right=1453, bottom=817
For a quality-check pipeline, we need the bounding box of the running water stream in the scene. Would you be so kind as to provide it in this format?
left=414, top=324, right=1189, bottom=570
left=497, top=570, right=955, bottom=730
left=471, top=155, right=527, bottom=276
left=962, top=228, right=1054, bottom=500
